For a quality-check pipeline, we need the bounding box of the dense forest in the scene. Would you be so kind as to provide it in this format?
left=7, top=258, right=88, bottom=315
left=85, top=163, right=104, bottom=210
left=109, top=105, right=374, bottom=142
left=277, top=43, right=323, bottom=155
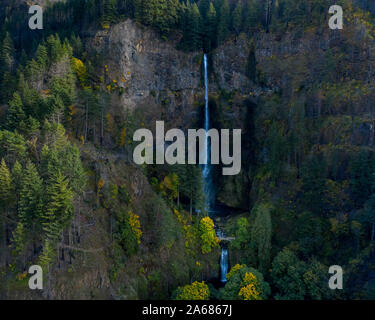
left=1, top=0, right=375, bottom=300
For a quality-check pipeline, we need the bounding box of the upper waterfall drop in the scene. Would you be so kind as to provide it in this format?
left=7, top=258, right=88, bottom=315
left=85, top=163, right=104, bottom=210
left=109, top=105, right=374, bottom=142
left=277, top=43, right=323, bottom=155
left=203, top=54, right=210, bottom=180
left=202, top=54, right=214, bottom=212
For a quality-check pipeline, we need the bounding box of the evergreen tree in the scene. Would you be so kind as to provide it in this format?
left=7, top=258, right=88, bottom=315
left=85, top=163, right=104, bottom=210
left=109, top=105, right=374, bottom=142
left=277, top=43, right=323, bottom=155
left=217, top=0, right=230, bottom=44
left=102, top=0, right=118, bottom=25
left=12, top=222, right=26, bottom=257
left=206, top=2, right=217, bottom=51
left=0, top=158, right=13, bottom=251
left=5, top=92, right=26, bottom=131
left=271, top=248, right=332, bottom=299
left=42, top=171, right=74, bottom=242
left=363, top=194, right=375, bottom=242
left=0, top=159, right=13, bottom=206
left=18, top=161, right=43, bottom=230
left=246, top=39, right=257, bottom=82
left=350, top=150, right=375, bottom=208
left=11, top=160, right=22, bottom=197
left=301, top=155, right=327, bottom=215
left=199, top=0, right=211, bottom=20
left=251, top=204, right=272, bottom=273
left=231, top=0, right=243, bottom=35
left=183, top=2, right=202, bottom=51
left=244, top=0, right=262, bottom=32
left=35, top=44, right=48, bottom=71
left=0, top=32, right=14, bottom=72
left=0, top=32, right=15, bottom=103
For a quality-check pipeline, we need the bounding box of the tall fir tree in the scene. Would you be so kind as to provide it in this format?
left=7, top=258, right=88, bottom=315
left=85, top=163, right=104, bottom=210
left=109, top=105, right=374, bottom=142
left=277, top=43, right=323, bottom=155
left=217, top=0, right=230, bottom=44
left=42, top=171, right=74, bottom=242
left=0, top=32, right=15, bottom=103
left=231, top=0, right=243, bottom=35
left=6, top=92, right=26, bottom=131
left=251, top=204, right=272, bottom=273
left=206, top=2, right=217, bottom=51
left=246, top=39, right=257, bottom=82
left=0, top=158, right=13, bottom=251
left=18, top=161, right=43, bottom=230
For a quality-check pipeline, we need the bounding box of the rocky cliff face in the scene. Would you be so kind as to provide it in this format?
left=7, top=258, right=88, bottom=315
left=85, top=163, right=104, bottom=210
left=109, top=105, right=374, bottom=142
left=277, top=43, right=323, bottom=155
left=90, top=20, right=202, bottom=129
left=89, top=20, right=256, bottom=209
left=90, top=20, right=255, bottom=129
left=89, top=12, right=375, bottom=212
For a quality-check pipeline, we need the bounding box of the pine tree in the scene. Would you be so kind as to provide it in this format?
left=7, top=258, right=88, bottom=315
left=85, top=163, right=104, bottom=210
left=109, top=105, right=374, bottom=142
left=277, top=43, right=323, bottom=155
left=6, top=92, right=26, bottom=131
left=12, top=222, right=26, bottom=257
left=135, top=0, right=149, bottom=25
left=12, top=161, right=23, bottom=198
left=0, top=32, right=15, bottom=103
left=0, top=159, right=13, bottom=206
left=18, top=161, right=43, bottom=230
left=244, top=0, right=262, bottom=33
left=217, top=0, right=230, bottom=44
left=265, top=0, right=274, bottom=32
left=35, top=44, right=48, bottom=71
left=191, top=3, right=202, bottom=50
left=0, top=158, right=13, bottom=251
left=199, top=0, right=211, bottom=20
left=42, top=171, right=74, bottom=242
left=0, top=32, right=14, bottom=72
left=102, top=0, right=118, bottom=26
left=251, top=204, right=272, bottom=273
left=364, top=194, right=375, bottom=242
left=182, top=2, right=202, bottom=51
left=246, top=39, right=257, bottom=82
left=350, top=151, right=375, bottom=208
left=231, top=0, right=243, bottom=35
left=207, top=2, right=217, bottom=51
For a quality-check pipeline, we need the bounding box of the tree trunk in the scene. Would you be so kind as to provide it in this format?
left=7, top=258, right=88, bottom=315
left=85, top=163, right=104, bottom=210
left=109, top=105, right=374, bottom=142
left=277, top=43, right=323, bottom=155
left=84, top=101, right=88, bottom=143
left=101, top=107, right=104, bottom=147
left=190, top=189, right=193, bottom=216
left=177, top=187, right=180, bottom=209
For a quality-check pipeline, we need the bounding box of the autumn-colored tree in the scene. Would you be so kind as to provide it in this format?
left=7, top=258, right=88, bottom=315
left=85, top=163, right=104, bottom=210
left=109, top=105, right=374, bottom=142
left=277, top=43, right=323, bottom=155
left=160, top=173, right=179, bottom=205
left=199, top=216, right=219, bottom=254
left=128, top=211, right=142, bottom=244
left=175, top=281, right=210, bottom=300
left=72, top=57, right=87, bottom=88
left=238, top=272, right=262, bottom=300
left=116, top=209, right=142, bottom=256
left=221, top=264, right=270, bottom=300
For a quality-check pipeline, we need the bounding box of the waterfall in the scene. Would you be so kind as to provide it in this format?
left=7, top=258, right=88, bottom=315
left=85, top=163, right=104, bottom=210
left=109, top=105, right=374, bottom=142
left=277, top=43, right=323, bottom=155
left=202, top=54, right=229, bottom=284
left=220, top=248, right=229, bottom=283
left=202, top=54, right=214, bottom=211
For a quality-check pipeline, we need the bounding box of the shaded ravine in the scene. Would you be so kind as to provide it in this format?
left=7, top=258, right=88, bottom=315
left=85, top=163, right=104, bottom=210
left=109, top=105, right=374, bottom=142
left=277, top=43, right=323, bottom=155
left=202, top=53, right=228, bottom=283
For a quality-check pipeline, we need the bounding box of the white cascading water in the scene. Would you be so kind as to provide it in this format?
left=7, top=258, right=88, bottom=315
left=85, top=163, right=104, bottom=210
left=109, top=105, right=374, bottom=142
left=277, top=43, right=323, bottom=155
left=220, top=248, right=229, bottom=283
left=202, top=54, right=228, bottom=283
left=203, top=54, right=212, bottom=208
left=203, top=54, right=214, bottom=210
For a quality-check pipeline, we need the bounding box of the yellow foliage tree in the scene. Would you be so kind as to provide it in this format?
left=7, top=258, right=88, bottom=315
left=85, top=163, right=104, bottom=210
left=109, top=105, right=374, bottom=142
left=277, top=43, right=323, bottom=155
left=238, top=272, right=262, bottom=300
left=175, top=281, right=210, bottom=300
left=97, top=178, right=105, bottom=197
left=199, top=217, right=219, bottom=254
left=119, top=127, right=127, bottom=147
left=226, top=264, right=246, bottom=280
left=128, top=211, right=142, bottom=244
left=160, top=173, right=179, bottom=203
left=71, top=57, right=87, bottom=87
